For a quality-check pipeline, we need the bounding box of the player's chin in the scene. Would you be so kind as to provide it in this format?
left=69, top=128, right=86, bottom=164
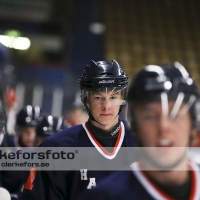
left=99, top=115, right=112, bottom=120
left=98, top=118, right=113, bottom=125
left=151, top=161, right=182, bottom=171
left=25, top=141, right=34, bottom=147
left=148, top=154, right=187, bottom=171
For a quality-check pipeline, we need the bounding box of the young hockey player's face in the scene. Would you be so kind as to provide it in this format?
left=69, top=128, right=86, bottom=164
left=20, top=127, right=36, bottom=147
left=134, top=100, right=196, bottom=169
left=88, top=90, right=124, bottom=129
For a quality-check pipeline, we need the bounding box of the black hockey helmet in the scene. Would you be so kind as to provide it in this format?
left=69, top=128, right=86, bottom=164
left=127, top=62, right=200, bottom=129
left=36, top=115, right=67, bottom=137
left=79, top=59, right=128, bottom=90
left=79, top=59, right=128, bottom=104
left=16, top=105, right=41, bottom=127
left=53, top=116, right=67, bottom=132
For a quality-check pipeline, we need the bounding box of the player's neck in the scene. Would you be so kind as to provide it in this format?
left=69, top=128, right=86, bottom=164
left=141, top=159, right=190, bottom=185
left=89, top=118, right=119, bottom=131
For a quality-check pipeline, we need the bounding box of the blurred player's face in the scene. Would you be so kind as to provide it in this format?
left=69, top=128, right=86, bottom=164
left=68, top=108, right=88, bottom=127
left=88, top=90, right=124, bottom=130
left=20, top=127, right=36, bottom=147
left=134, top=100, right=196, bottom=169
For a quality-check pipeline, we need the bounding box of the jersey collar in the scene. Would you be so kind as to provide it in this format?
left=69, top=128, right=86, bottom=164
left=130, top=161, right=200, bottom=200
left=82, top=121, right=125, bottom=159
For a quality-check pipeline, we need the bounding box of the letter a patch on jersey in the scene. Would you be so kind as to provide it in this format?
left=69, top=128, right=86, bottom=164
left=24, top=168, right=37, bottom=190
left=87, top=178, right=96, bottom=189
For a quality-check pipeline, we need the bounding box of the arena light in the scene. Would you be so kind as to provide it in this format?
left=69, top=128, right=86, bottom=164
left=0, top=35, right=31, bottom=50
left=89, top=22, right=105, bottom=35
left=0, top=35, right=11, bottom=47
left=12, top=37, right=31, bottom=50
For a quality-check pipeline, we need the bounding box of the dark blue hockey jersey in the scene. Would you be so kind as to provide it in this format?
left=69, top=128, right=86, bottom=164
left=21, top=121, right=135, bottom=200
left=80, top=161, right=200, bottom=200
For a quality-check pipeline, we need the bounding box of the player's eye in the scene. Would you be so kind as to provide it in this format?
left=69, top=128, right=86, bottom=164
left=94, top=96, right=102, bottom=100
left=140, top=113, right=158, bottom=121
left=110, top=96, right=117, bottom=100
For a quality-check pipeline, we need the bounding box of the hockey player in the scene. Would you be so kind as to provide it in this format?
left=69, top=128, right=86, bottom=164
left=66, top=101, right=88, bottom=127
left=80, top=62, right=200, bottom=200
left=35, top=115, right=67, bottom=146
left=66, top=90, right=88, bottom=127
left=21, top=59, right=135, bottom=200
left=0, top=43, right=17, bottom=137
left=1, top=114, right=66, bottom=200
left=1, top=105, right=41, bottom=200
left=8, top=105, right=41, bottom=148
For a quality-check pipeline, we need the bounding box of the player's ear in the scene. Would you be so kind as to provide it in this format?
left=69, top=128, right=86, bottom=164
left=191, top=127, right=197, bottom=137
left=190, top=127, right=198, bottom=147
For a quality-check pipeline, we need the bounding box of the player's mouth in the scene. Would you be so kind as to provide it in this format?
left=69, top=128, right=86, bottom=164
left=100, top=114, right=112, bottom=117
left=26, top=141, right=34, bottom=146
left=157, top=139, right=173, bottom=147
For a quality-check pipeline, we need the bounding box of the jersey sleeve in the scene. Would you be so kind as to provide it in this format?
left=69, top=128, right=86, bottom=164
left=21, top=135, right=75, bottom=200
left=21, top=167, right=71, bottom=200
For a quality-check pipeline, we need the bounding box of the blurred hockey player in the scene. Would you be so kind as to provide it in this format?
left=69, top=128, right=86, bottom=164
left=0, top=43, right=17, bottom=137
left=21, top=59, right=135, bottom=200
left=81, top=62, right=200, bottom=200
left=66, top=93, right=88, bottom=127
left=35, top=115, right=67, bottom=146
left=1, top=105, right=41, bottom=199
left=8, top=105, right=41, bottom=148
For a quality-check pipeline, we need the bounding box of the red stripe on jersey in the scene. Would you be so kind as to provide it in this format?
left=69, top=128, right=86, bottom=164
left=189, top=164, right=196, bottom=200
left=139, top=162, right=196, bottom=200
left=24, top=168, right=37, bottom=190
left=85, top=121, right=122, bottom=156
left=140, top=169, right=175, bottom=200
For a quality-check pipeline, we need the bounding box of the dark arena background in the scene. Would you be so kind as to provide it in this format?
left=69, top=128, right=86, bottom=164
left=0, top=0, right=199, bottom=116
